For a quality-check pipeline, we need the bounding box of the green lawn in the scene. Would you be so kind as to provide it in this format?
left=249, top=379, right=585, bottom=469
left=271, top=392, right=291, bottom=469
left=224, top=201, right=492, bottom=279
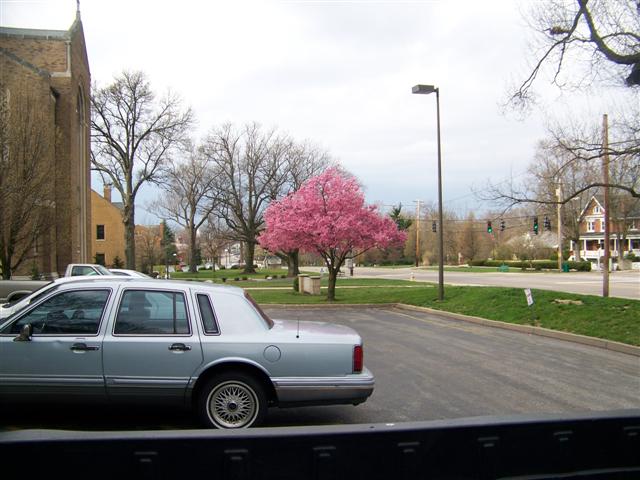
left=249, top=285, right=640, bottom=347
left=168, top=272, right=639, bottom=346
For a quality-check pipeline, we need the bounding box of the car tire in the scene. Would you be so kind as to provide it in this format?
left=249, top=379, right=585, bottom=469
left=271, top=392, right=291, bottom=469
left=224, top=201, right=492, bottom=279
left=197, top=372, right=267, bottom=429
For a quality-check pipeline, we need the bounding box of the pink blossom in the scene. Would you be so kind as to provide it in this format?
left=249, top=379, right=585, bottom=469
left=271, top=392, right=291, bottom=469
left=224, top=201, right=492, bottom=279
left=259, top=167, right=406, bottom=275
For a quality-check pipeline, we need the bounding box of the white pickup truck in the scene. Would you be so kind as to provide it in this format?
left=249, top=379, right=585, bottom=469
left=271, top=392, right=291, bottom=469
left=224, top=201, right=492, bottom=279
left=0, top=264, right=113, bottom=304
left=64, top=264, right=114, bottom=277
left=0, top=279, right=48, bottom=304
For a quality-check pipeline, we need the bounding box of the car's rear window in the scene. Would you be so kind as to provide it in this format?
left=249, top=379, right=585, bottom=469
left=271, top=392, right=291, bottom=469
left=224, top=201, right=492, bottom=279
left=244, top=292, right=274, bottom=329
left=197, top=294, right=220, bottom=335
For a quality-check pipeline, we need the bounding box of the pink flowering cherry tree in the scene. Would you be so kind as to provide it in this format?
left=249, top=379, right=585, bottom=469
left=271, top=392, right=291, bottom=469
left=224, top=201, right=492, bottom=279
left=259, top=168, right=406, bottom=301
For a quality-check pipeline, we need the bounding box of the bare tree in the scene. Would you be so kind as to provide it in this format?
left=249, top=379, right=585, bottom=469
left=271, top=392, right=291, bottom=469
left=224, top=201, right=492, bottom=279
left=510, top=0, right=640, bottom=109
left=607, top=155, right=640, bottom=262
left=481, top=112, right=639, bottom=210
left=0, top=84, right=55, bottom=279
left=91, top=70, right=194, bottom=269
left=152, top=143, right=218, bottom=273
left=135, top=225, right=162, bottom=274
left=458, top=213, right=484, bottom=263
left=203, top=123, right=290, bottom=274
left=199, top=216, right=233, bottom=270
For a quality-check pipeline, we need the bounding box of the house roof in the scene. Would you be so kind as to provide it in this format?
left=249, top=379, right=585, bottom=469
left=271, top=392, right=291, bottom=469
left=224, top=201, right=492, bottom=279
left=0, top=14, right=87, bottom=78
left=0, top=26, right=70, bottom=40
left=0, top=9, right=83, bottom=41
left=578, top=193, right=640, bottom=220
left=578, top=195, right=603, bottom=219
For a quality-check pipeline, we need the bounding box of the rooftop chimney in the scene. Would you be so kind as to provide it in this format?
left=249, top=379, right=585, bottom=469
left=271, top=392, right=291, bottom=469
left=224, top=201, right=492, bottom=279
left=104, top=184, right=112, bottom=203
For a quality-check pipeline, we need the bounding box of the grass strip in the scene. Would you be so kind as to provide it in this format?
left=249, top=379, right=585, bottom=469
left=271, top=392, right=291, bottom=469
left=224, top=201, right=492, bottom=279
left=249, top=285, right=640, bottom=346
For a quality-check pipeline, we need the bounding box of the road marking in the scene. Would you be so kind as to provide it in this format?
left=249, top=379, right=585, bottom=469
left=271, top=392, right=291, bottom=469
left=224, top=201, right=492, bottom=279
left=390, top=308, right=494, bottom=336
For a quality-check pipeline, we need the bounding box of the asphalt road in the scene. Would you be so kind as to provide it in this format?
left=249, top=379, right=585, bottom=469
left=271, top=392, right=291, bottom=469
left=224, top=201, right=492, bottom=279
left=2, top=307, right=637, bottom=431
left=313, top=266, right=640, bottom=300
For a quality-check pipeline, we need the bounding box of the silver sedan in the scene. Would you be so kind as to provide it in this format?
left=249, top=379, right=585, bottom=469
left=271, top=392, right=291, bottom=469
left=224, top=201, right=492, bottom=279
left=0, top=278, right=373, bottom=428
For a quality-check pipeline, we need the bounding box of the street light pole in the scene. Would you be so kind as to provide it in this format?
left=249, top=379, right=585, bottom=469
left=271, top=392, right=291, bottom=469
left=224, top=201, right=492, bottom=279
left=412, top=84, right=444, bottom=301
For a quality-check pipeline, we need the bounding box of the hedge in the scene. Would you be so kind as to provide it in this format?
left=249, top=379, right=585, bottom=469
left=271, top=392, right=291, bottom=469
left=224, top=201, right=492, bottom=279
left=469, top=260, right=591, bottom=271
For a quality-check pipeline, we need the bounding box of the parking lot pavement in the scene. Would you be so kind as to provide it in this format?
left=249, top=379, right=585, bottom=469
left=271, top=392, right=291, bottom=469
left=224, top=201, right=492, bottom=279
left=2, top=306, right=638, bottom=431
left=263, top=306, right=640, bottom=426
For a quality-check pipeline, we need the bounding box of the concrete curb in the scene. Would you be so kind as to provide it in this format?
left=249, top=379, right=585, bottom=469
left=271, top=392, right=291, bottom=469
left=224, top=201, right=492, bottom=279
left=262, top=302, right=640, bottom=357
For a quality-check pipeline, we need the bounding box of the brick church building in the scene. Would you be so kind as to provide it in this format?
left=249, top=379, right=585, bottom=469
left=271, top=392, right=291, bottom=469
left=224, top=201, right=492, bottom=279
left=0, top=10, right=91, bottom=277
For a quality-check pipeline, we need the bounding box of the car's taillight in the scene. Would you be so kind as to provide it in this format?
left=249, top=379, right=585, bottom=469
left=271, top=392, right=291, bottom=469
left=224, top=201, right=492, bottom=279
left=353, top=345, right=363, bottom=373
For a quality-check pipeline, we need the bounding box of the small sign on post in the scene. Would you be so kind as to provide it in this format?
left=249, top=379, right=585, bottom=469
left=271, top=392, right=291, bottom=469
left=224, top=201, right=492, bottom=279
left=524, top=288, right=536, bottom=326
left=524, top=288, right=534, bottom=306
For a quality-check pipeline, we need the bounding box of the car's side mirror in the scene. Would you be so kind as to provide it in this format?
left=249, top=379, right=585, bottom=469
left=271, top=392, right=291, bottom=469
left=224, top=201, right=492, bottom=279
left=13, top=324, right=33, bottom=342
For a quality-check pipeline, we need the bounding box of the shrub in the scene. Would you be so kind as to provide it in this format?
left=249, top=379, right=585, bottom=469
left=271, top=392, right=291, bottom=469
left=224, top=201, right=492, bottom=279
left=471, top=259, right=590, bottom=271
left=221, top=277, right=227, bottom=282
left=234, top=277, right=240, bottom=281
left=567, top=261, right=591, bottom=272
left=219, top=265, right=226, bottom=270
left=625, top=252, right=639, bottom=262
left=242, top=276, right=248, bottom=281
left=293, top=277, right=299, bottom=292
left=30, top=262, right=41, bottom=280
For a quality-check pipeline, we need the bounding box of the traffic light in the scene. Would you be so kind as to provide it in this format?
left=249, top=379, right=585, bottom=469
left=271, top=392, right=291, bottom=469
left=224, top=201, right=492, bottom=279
left=533, top=216, right=539, bottom=235
left=487, top=221, right=493, bottom=234
left=432, top=221, right=437, bottom=233
left=544, top=216, right=551, bottom=231
left=500, top=219, right=505, bottom=232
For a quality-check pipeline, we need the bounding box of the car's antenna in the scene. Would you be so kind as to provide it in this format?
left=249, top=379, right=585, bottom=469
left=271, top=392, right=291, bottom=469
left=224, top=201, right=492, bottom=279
left=296, top=315, right=300, bottom=339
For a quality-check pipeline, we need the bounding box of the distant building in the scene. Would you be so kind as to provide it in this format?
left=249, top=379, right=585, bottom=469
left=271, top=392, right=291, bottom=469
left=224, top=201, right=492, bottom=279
left=0, top=10, right=91, bottom=276
left=91, top=185, right=125, bottom=267
left=570, top=195, right=640, bottom=265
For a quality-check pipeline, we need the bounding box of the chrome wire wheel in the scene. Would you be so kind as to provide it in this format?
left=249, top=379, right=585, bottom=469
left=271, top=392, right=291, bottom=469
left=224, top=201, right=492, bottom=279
left=207, top=380, right=259, bottom=428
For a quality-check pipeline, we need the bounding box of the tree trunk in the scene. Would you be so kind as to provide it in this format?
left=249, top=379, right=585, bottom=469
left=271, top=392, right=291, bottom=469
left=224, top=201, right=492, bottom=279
left=287, top=249, right=300, bottom=277
left=124, top=203, right=136, bottom=270
left=327, top=267, right=338, bottom=301
left=189, top=225, right=198, bottom=274
left=0, top=243, right=10, bottom=279
left=1, top=259, right=10, bottom=280
left=243, top=240, right=256, bottom=274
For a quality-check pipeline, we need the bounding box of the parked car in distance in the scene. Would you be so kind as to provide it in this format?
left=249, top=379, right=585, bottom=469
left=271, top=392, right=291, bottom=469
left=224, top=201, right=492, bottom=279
left=0, top=279, right=48, bottom=304
left=109, top=269, right=151, bottom=278
left=64, top=264, right=114, bottom=277
left=0, top=276, right=102, bottom=320
left=0, top=278, right=374, bottom=428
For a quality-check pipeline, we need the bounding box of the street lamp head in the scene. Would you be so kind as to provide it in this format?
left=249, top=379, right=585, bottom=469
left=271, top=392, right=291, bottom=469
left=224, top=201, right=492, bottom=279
left=412, top=84, right=437, bottom=95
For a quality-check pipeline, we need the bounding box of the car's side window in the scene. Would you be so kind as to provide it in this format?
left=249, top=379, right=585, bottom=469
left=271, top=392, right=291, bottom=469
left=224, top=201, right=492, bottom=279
left=72, top=266, right=96, bottom=276
left=114, top=290, right=190, bottom=335
left=197, top=294, right=220, bottom=335
left=5, top=289, right=110, bottom=335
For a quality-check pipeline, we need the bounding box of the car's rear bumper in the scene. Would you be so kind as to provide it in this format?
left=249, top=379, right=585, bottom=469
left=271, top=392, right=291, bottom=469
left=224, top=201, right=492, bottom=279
left=271, top=367, right=374, bottom=407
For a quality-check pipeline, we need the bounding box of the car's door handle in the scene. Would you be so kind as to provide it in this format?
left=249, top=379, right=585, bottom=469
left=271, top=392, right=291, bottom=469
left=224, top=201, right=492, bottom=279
left=169, top=343, right=191, bottom=352
left=70, top=343, right=100, bottom=352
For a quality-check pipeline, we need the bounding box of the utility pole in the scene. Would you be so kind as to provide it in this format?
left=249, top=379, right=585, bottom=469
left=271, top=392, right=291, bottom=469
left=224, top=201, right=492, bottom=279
left=556, top=185, right=563, bottom=271
left=602, top=114, right=610, bottom=297
left=413, top=200, right=422, bottom=267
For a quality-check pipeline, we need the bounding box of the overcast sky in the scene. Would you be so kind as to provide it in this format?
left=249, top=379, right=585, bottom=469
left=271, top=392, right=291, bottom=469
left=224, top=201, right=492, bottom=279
left=1, top=0, right=628, bottom=224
